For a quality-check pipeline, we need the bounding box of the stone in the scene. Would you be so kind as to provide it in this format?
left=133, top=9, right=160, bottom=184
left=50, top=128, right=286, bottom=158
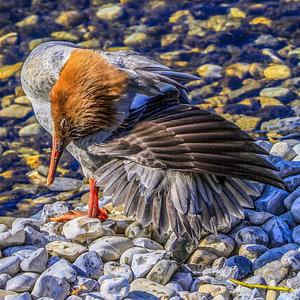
left=0, top=225, right=8, bottom=233
left=225, top=63, right=249, bottom=79
left=20, top=248, right=48, bottom=273
left=260, top=87, right=292, bottom=101
left=73, top=251, right=103, bottom=279
left=254, top=260, right=288, bottom=284
left=166, top=281, right=184, bottom=293
left=5, top=272, right=39, bottom=292
left=119, top=247, right=148, bottom=266
left=0, top=274, right=11, bottom=289
left=165, top=233, right=198, bottom=263
left=19, top=123, right=42, bottom=137
left=0, top=63, right=22, bottom=80
left=131, top=250, right=168, bottom=278
left=264, top=65, right=292, bottom=80
left=71, top=276, right=99, bottom=294
left=146, top=259, right=177, bottom=285
left=239, top=244, right=269, bottom=260
left=89, top=236, right=134, bottom=262
left=63, top=217, right=110, bottom=242
left=244, top=210, right=273, bottom=225
left=55, top=10, right=83, bottom=27
left=12, top=218, right=41, bottom=231
left=125, top=222, right=151, bottom=239
left=281, top=250, right=300, bottom=271
left=47, top=177, right=83, bottom=192
left=96, top=5, right=123, bottom=21
left=5, top=293, right=32, bottom=300
left=2, top=245, right=37, bottom=259
left=199, top=234, right=235, bottom=257
left=132, top=238, right=163, bottom=251
left=291, top=197, right=300, bottom=223
left=100, top=277, right=130, bottom=300
left=124, top=33, right=149, bottom=47
left=130, top=278, right=175, bottom=298
left=42, top=259, right=77, bottom=283
left=0, top=104, right=31, bottom=119
left=270, top=141, right=297, bottom=160
left=16, top=15, right=38, bottom=27
left=0, top=256, right=21, bottom=276
left=188, top=248, right=218, bottom=266
left=46, top=241, right=87, bottom=262
left=23, top=226, right=49, bottom=247
left=0, top=229, right=25, bottom=250
left=235, top=115, right=261, bottom=131
left=199, top=284, right=229, bottom=298
left=225, top=255, right=253, bottom=279
left=31, top=275, right=70, bottom=300
left=197, top=64, right=223, bottom=79
left=171, top=272, right=193, bottom=291
left=51, top=31, right=79, bottom=42
left=253, top=244, right=299, bottom=270
left=233, top=275, right=267, bottom=298
left=40, top=222, right=63, bottom=236
left=262, top=217, right=292, bottom=247
left=39, top=202, right=71, bottom=223
left=235, top=226, right=269, bottom=246
left=292, top=225, right=300, bottom=244
left=103, top=261, right=133, bottom=282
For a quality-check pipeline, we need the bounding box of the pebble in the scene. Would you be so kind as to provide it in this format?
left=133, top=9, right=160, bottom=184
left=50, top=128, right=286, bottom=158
left=197, top=64, right=223, bottom=79
left=292, top=225, right=300, bottom=244
left=0, top=104, right=31, bottom=119
left=73, top=251, right=103, bottom=279
left=0, top=256, right=21, bottom=276
left=0, top=229, right=25, bottom=250
left=103, top=261, right=133, bottom=282
left=146, top=259, right=177, bottom=285
left=132, top=238, right=163, bottom=251
left=199, top=234, right=235, bottom=257
left=63, top=217, right=111, bottom=242
left=31, top=275, right=70, bottom=300
left=281, top=250, right=300, bottom=271
left=225, top=255, right=253, bottom=279
left=5, top=272, right=39, bottom=292
left=131, top=250, right=168, bottom=278
left=254, top=260, right=289, bottom=284
left=188, top=248, right=219, bottom=266
left=270, top=141, right=297, bottom=160
left=0, top=274, right=11, bottom=289
left=130, top=278, right=175, bottom=298
left=235, top=226, right=269, bottom=246
left=239, top=244, right=269, bottom=260
left=2, top=245, right=37, bottom=259
left=72, top=276, right=99, bottom=294
left=125, top=222, right=151, bottom=239
left=19, top=123, right=42, bottom=137
left=46, top=241, right=87, bottom=262
left=89, top=236, right=134, bottom=262
left=171, top=272, right=193, bottom=291
left=233, top=275, right=267, bottom=298
left=100, top=277, right=130, bottom=300
left=291, top=197, right=300, bottom=223
left=119, top=247, right=148, bottom=266
left=39, top=202, right=71, bottom=223
left=42, top=259, right=77, bottom=283
left=20, top=248, right=48, bottom=273
left=5, top=293, right=32, bottom=300
left=263, top=65, right=292, bottom=80
left=96, top=4, right=123, bottom=21
left=199, top=284, right=229, bottom=298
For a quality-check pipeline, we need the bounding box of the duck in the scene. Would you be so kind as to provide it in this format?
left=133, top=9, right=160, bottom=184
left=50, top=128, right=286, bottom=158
left=21, top=41, right=286, bottom=239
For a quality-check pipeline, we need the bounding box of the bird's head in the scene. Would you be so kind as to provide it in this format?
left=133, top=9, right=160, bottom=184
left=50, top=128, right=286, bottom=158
left=47, top=48, right=128, bottom=185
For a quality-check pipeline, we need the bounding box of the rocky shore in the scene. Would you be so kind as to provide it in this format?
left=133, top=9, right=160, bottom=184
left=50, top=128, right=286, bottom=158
left=1, top=139, right=300, bottom=299
left=1, top=0, right=300, bottom=299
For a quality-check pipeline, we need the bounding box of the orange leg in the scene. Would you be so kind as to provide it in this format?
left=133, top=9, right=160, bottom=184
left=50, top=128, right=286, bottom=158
left=50, top=178, right=108, bottom=222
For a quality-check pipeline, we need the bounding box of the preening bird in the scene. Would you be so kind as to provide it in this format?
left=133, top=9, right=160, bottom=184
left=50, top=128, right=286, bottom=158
left=21, top=41, right=285, bottom=239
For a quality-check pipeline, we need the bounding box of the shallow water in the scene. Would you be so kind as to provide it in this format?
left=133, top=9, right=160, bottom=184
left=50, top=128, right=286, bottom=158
left=0, top=0, right=300, bottom=215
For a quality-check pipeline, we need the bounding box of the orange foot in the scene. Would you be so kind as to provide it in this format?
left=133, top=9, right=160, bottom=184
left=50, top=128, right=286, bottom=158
left=50, top=208, right=109, bottom=222
left=50, top=178, right=109, bottom=222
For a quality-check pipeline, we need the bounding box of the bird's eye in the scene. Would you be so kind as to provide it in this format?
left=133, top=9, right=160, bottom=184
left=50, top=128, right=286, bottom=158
left=60, top=118, right=66, bottom=128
